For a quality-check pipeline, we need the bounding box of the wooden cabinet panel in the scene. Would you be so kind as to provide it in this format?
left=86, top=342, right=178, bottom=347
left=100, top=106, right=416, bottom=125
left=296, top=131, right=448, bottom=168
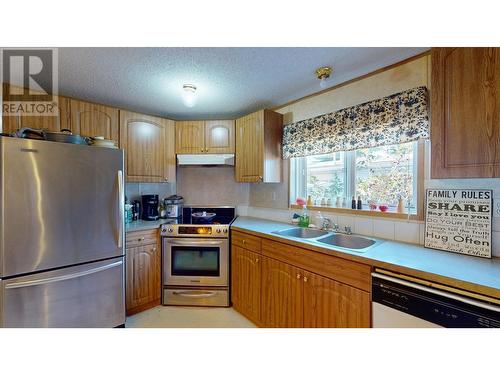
left=261, top=239, right=371, bottom=292
left=126, top=239, right=161, bottom=316
left=205, top=120, right=234, bottom=153
left=68, top=98, right=119, bottom=142
left=261, top=256, right=303, bottom=328
left=120, top=110, right=175, bottom=183
left=231, top=230, right=262, bottom=253
left=2, top=93, right=68, bottom=134
left=235, top=109, right=283, bottom=182
left=175, top=120, right=205, bottom=154
left=235, top=111, right=264, bottom=182
left=303, top=271, right=370, bottom=328
left=231, top=246, right=261, bottom=325
left=431, top=47, right=500, bottom=178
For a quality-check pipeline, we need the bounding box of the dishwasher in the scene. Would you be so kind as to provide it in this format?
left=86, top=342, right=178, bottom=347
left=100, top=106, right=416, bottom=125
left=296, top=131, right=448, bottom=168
left=372, top=269, right=500, bottom=328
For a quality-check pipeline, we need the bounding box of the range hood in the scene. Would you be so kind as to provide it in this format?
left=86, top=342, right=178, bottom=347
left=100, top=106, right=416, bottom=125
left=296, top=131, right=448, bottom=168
left=177, top=154, right=235, bottom=166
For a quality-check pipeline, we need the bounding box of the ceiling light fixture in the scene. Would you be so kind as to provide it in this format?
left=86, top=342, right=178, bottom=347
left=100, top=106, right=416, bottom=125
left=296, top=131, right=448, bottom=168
left=182, top=84, right=197, bottom=107
left=315, top=66, right=333, bottom=89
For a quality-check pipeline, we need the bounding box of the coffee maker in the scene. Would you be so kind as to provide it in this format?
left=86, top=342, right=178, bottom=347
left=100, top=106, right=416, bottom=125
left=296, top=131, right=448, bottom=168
left=141, top=194, right=159, bottom=221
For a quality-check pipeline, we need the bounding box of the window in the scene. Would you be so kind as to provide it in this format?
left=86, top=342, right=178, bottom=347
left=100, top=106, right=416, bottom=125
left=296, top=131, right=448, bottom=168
left=290, top=141, right=419, bottom=213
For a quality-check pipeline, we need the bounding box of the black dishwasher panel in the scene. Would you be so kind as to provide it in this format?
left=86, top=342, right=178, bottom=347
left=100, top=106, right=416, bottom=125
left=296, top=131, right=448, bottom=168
left=372, top=276, right=500, bottom=328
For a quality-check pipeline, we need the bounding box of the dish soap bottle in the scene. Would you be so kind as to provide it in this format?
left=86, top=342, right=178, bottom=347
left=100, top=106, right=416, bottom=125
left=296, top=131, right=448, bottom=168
left=298, top=205, right=310, bottom=228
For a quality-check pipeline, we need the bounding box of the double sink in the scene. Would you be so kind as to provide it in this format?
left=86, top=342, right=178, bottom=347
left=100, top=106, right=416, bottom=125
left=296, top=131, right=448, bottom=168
left=271, top=227, right=382, bottom=253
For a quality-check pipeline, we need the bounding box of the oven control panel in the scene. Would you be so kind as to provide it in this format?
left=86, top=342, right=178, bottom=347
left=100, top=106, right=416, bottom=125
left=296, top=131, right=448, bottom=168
left=161, top=224, right=229, bottom=238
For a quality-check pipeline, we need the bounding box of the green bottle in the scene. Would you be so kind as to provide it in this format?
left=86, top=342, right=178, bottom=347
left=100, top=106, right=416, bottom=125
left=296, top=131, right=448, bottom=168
left=298, top=205, right=310, bottom=228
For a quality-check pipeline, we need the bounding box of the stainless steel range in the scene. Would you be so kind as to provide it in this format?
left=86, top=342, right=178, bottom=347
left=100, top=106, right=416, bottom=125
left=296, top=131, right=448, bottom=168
left=160, top=206, right=235, bottom=307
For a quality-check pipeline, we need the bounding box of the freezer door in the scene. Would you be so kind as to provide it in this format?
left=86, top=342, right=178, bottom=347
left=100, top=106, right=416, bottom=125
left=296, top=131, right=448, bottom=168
left=2, top=257, right=125, bottom=328
left=0, top=137, right=125, bottom=277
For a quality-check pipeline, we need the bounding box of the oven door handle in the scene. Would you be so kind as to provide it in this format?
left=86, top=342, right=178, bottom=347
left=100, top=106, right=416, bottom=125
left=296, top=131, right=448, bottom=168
left=166, top=240, right=226, bottom=246
left=172, top=291, right=217, bottom=298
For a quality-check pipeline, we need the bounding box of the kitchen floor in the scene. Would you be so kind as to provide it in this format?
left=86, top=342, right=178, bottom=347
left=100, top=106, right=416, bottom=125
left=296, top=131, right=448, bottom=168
left=125, top=306, right=256, bottom=328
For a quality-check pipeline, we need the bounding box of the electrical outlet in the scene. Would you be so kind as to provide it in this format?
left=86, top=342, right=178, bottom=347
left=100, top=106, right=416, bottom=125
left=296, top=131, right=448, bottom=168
left=494, top=200, right=500, bottom=218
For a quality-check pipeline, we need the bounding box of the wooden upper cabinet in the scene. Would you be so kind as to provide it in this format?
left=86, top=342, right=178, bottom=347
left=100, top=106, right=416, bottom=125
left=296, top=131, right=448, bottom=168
left=176, top=120, right=235, bottom=154
left=68, top=98, right=119, bottom=142
left=205, top=120, right=234, bottom=153
left=235, top=109, right=283, bottom=183
left=175, top=121, right=205, bottom=153
left=261, top=256, right=303, bottom=328
left=120, top=110, right=176, bottom=183
left=231, top=246, right=261, bottom=325
left=431, top=47, right=500, bottom=178
left=302, top=271, right=370, bottom=328
left=2, top=84, right=68, bottom=133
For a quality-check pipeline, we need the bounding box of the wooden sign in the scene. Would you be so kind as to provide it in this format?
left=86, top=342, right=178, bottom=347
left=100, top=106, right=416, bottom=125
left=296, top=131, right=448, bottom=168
left=424, top=189, right=492, bottom=258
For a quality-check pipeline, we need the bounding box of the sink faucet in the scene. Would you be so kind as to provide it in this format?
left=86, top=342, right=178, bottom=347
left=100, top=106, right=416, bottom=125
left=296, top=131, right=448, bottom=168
left=344, top=226, right=352, bottom=235
left=321, top=217, right=332, bottom=230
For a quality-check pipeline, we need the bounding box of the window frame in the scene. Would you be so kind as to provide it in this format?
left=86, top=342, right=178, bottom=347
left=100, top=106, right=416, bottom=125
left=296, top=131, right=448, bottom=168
left=289, top=140, right=425, bottom=221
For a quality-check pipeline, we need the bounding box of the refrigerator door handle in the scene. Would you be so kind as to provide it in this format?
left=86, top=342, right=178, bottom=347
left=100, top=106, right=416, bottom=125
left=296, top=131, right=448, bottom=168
left=4, top=260, right=123, bottom=289
left=117, top=169, right=124, bottom=249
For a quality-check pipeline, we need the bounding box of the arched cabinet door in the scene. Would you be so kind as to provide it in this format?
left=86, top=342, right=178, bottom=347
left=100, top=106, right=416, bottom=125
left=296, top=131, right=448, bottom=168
left=231, top=245, right=261, bottom=325
left=120, top=110, right=176, bottom=183
left=302, top=271, right=370, bottom=328
left=205, top=120, right=234, bottom=153
left=431, top=47, right=500, bottom=178
left=175, top=121, right=205, bottom=154
left=68, top=99, right=119, bottom=142
left=126, top=243, right=160, bottom=313
left=261, top=256, right=303, bottom=328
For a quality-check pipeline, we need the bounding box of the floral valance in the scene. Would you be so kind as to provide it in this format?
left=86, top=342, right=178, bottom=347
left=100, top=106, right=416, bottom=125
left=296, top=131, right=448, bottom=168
left=282, top=86, right=429, bottom=159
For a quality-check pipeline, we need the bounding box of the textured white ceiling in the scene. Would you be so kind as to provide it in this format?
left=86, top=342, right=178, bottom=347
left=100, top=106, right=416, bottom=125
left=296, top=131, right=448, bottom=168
left=57, top=47, right=428, bottom=120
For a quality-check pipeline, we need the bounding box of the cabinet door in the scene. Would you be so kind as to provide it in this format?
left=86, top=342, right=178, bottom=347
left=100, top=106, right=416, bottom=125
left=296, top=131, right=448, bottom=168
left=431, top=47, right=500, bottom=178
left=261, top=256, right=303, bottom=328
left=205, top=120, right=235, bottom=153
left=68, top=98, right=119, bottom=142
left=235, top=111, right=264, bottom=182
left=175, top=120, right=205, bottom=154
left=126, top=243, right=160, bottom=314
left=120, top=110, right=175, bottom=183
left=2, top=93, right=68, bottom=133
left=303, top=271, right=370, bottom=328
left=231, top=246, right=261, bottom=324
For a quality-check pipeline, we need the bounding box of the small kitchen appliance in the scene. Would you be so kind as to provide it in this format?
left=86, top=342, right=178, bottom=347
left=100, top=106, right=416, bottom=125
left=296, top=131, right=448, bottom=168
left=161, top=206, right=236, bottom=307
left=141, top=194, right=159, bottom=221
left=165, top=195, right=184, bottom=218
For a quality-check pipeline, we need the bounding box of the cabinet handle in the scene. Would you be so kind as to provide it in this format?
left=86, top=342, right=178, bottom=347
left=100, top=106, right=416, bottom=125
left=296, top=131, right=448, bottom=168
left=296, top=274, right=301, bottom=279
left=242, top=239, right=246, bottom=244
left=303, top=276, right=308, bottom=283
left=200, top=148, right=204, bottom=153
left=255, top=258, right=259, bottom=263
left=137, top=237, right=145, bottom=242
left=152, top=247, right=156, bottom=252
left=205, top=148, right=209, bottom=152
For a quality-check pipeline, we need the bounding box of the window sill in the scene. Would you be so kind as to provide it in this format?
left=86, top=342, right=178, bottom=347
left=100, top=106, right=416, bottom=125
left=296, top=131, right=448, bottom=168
left=289, top=204, right=422, bottom=221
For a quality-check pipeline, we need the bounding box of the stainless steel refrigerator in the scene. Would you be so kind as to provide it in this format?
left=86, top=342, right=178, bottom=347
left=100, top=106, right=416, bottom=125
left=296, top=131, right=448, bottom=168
left=0, top=137, right=125, bottom=327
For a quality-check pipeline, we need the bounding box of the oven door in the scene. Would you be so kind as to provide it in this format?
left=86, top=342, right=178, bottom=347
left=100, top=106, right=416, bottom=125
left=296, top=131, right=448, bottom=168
left=163, top=237, right=228, bottom=287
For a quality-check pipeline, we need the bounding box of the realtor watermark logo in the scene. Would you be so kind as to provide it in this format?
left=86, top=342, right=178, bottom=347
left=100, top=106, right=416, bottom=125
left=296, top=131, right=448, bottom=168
left=1, top=48, right=58, bottom=117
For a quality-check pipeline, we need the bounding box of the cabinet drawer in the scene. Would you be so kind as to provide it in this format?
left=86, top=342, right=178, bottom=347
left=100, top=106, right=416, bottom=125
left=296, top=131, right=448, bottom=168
left=126, top=229, right=158, bottom=247
left=262, top=239, right=371, bottom=291
left=231, top=230, right=261, bottom=253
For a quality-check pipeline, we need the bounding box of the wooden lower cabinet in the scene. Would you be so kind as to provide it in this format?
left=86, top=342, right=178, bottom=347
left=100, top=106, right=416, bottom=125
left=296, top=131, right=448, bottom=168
left=302, top=271, right=370, bottom=328
left=231, top=246, right=261, bottom=324
left=126, top=230, right=161, bottom=316
left=261, top=256, right=303, bottom=328
left=231, top=230, right=371, bottom=328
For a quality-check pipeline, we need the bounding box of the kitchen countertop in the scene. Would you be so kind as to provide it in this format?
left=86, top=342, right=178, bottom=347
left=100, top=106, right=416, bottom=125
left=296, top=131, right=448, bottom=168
left=231, top=216, right=500, bottom=298
left=125, top=219, right=174, bottom=232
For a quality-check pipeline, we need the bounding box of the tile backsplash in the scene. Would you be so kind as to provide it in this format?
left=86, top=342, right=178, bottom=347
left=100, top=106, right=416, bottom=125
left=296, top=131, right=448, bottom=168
left=125, top=182, right=176, bottom=202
